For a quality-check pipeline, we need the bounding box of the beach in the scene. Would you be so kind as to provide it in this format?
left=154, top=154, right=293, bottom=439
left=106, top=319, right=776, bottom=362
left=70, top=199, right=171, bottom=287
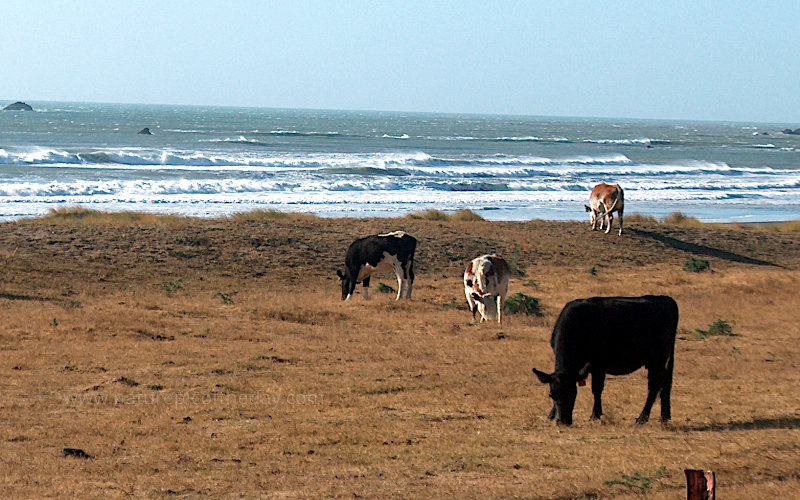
left=1, top=211, right=798, bottom=498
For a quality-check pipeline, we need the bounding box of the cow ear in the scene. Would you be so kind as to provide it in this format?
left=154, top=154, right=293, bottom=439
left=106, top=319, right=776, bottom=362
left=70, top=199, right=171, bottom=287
left=336, top=270, right=344, bottom=279
left=584, top=205, right=591, bottom=212
left=577, top=362, right=591, bottom=380
left=532, top=368, right=552, bottom=384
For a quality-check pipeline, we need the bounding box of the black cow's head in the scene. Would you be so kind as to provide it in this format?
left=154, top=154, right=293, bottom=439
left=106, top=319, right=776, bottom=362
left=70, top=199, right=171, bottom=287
left=532, top=363, right=590, bottom=426
left=336, top=269, right=354, bottom=300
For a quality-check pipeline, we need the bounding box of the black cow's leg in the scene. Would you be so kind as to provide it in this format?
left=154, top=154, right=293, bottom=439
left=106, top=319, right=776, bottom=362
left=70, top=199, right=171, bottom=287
left=660, top=355, right=674, bottom=422
left=406, top=257, right=414, bottom=298
left=590, top=372, right=606, bottom=420
left=636, top=367, right=662, bottom=424
left=362, top=276, right=371, bottom=300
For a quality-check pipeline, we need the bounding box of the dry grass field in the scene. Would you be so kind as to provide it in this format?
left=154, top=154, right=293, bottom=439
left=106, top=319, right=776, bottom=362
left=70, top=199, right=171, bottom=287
left=1, top=209, right=799, bottom=499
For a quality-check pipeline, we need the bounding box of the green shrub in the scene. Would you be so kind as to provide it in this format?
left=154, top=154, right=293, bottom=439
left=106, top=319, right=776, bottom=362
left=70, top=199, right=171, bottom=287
left=604, top=466, right=667, bottom=497
left=159, top=279, right=184, bottom=296
left=376, top=282, right=395, bottom=294
left=683, top=257, right=710, bottom=272
left=696, top=319, right=736, bottom=339
left=503, top=292, right=542, bottom=316
left=443, top=298, right=469, bottom=311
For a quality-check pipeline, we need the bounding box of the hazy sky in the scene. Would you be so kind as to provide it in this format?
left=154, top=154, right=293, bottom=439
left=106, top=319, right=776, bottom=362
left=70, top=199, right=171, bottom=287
left=2, top=1, right=798, bottom=123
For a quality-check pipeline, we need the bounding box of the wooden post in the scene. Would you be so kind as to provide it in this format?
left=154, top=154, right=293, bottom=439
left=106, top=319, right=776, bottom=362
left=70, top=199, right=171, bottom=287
left=685, top=469, right=715, bottom=500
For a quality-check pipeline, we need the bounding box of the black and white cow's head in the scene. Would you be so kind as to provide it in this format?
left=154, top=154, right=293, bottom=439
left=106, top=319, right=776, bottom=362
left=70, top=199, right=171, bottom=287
left=336, top=269, right=355, bottom=301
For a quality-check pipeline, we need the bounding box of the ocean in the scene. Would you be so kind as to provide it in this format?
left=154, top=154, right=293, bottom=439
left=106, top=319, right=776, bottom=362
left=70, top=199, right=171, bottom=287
left=1, top=101, right=799, bottom=222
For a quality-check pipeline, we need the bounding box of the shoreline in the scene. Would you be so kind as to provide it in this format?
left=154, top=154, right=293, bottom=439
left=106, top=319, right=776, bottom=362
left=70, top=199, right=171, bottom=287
left=5, top=205, right=799, bottom=230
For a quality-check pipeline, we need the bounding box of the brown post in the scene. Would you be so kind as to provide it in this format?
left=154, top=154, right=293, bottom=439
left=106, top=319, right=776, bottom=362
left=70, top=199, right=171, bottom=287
left=685, top=469, right=715, bottom=500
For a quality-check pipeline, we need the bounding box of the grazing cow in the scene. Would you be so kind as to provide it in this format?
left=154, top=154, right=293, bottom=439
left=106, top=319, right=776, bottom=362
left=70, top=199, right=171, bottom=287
left=532, top=295, right=678, bottom=426
left=463, top=254, right=511, bottom=323
left=585, top=183, right=624, bottom=235
left=336, top=231, right=416, bottom=301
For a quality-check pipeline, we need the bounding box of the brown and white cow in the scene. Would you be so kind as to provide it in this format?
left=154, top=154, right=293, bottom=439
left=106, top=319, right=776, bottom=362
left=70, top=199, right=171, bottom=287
left=585, top=183, right=624, bottom=236
left=463, top=254, right=511, bottom=324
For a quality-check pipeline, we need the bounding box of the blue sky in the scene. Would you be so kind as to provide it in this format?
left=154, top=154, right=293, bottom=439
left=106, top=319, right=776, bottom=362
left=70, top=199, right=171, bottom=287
left=1, top=1, right=798, bottom=123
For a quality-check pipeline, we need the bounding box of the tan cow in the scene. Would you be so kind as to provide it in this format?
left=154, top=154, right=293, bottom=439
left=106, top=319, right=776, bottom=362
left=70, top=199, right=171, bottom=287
left=463, top=254, right=511, bottom=324
left=585, top=183, right=624, bottom=235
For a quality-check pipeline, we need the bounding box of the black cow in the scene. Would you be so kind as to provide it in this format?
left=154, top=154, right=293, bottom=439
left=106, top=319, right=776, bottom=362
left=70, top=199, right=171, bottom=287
left=532, top=295, right=678, bottom=426
left=336, top=231, right=416, bottom=301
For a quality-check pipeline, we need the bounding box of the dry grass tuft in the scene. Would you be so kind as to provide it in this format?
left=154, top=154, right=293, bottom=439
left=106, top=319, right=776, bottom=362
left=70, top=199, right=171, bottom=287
left=406, top=208, right=485, bottom=221
left=32, top=206, right=187, bottom=225
left=661, top=211, right=704, bottom=227
left=729, top=220, right=800, bottom=233
left=451, top=209, right=486, bottom=221
left=624, top=213, right=659, bottom=224
left=628, top=211, right=800, bottom=233
left=226, top=208, right=322, bottom=223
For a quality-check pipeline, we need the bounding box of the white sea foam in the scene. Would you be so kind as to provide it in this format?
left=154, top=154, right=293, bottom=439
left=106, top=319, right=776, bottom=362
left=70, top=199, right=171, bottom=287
left=583, top=137, right=656, bottom=145
left=2, top=104, right=799, bottom=222
left=496, top=136, right=570, bottom=142
left=1, top=163, right=797, bottom=200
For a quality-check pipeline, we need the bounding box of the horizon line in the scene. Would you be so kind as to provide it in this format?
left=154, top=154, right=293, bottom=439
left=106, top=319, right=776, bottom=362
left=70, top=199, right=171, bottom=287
left=4, top=98, right=797, bottom=127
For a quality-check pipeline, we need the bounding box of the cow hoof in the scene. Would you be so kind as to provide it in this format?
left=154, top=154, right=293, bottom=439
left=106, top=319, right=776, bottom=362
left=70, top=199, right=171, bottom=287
left=634, top=416, right=649, bottom=425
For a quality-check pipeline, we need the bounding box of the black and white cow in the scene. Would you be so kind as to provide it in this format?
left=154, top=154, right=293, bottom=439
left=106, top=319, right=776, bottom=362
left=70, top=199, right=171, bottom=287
left=532, top=295, right=678, bottom=426
left=336, top=231, right=416, bottom=301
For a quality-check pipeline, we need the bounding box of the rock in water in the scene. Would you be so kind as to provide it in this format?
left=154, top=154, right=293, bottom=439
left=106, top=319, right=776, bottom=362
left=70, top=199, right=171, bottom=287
left=3, top=101, right=33, bottom=111
left=138, top=127, right=153, bottom=135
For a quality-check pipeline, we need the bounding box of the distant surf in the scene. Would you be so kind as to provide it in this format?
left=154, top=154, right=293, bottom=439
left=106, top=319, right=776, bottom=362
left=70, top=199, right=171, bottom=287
left=1, top=103, right=799, bottom=222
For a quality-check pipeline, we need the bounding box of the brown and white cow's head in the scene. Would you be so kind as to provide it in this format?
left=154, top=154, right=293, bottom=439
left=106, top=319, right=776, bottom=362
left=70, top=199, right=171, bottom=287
left=464, top=280, right=497, bottom=321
